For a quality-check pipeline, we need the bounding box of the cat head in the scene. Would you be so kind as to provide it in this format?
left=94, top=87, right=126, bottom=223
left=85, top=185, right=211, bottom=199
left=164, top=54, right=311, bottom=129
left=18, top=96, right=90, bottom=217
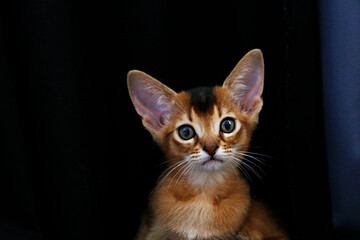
left=127, top=49, right=264, bottom=177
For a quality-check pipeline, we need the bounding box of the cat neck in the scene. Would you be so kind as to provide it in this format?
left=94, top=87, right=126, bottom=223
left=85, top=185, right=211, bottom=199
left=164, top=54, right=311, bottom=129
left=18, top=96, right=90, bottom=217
left=159, top=167, right=249, bottom=200
left=152, top=167, right=251, bottom=239
left=187, top=167, right=241, bottom=188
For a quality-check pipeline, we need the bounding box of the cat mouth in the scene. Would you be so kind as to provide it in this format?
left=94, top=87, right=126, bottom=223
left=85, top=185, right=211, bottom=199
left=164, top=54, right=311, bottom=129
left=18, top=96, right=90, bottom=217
left=201, top=157, right=224, bottom=170
left=202, top=158, right=223, bottom=165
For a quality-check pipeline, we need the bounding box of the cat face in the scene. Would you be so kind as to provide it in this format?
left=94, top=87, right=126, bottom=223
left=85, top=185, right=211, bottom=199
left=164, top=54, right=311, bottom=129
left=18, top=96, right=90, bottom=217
left=127, top=49, right=264, bottom=181
left=155, top=87, right=255, bottom=173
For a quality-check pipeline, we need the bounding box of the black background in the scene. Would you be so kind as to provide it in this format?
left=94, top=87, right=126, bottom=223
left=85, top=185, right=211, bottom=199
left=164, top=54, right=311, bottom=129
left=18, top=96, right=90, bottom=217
left=0, top=1, right=331, bottom=239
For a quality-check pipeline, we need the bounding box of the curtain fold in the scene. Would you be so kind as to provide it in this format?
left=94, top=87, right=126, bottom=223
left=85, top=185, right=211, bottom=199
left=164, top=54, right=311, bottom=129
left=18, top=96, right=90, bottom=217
left=319, top=1, right=360, bottom=239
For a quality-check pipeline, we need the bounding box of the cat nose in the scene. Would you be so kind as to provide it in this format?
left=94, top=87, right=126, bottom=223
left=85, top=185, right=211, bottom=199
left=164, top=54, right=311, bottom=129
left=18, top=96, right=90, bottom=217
left=203, top=144, right=219, bottom=156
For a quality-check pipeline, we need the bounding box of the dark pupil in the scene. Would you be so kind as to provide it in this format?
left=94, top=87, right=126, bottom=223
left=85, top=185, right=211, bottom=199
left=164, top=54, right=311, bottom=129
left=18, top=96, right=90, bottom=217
left=182, top=127, right=191, bottom=137
left=223, top=121, right=232, bottom=130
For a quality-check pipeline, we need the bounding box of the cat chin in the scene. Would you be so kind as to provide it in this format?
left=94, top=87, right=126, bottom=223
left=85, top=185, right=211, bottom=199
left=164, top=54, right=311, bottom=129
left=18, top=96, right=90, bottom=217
left=199, top=158, right=224, bottom=171
left=189, top=166, right=230, bottom=187
left=196, top=152, right=230, bottom=172
left=188, top=159, right=234, bottom=187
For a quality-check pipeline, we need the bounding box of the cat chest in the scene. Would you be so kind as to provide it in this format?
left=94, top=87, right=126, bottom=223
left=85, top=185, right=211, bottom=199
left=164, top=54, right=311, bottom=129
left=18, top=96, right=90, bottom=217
left=156, top=193, right=249, bottom=239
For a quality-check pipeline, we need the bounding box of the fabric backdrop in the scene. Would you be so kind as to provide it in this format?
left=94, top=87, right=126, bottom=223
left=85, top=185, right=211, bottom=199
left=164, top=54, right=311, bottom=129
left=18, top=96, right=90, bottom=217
left=1, top=0, right=357, bottom=239
left=319, top=1, right=360, bottom=239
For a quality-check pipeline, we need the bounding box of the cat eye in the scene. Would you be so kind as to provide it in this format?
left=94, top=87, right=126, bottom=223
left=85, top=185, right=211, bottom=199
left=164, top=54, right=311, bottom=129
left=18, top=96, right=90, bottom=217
left=178, top=125, right=196, bottom=140
left=220, top=118, right=236, bottom=133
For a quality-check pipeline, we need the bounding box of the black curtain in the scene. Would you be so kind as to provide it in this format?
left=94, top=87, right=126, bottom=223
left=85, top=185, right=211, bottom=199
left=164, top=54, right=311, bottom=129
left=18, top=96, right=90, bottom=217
left=1, top=0, right=353, bottom=239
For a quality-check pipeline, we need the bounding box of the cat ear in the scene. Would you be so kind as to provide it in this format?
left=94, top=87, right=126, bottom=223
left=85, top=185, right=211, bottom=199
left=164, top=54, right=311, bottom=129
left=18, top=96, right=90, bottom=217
left=223, top=49, right=264, bottom=119
left=127, top=70, right=178, bottom=131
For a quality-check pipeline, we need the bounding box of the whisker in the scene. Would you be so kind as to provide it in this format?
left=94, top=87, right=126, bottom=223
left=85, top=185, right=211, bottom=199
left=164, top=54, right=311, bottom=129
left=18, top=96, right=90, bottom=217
left=244, top=151, right=273, bottom=158
left=168, top=161, right=191, bottom=189
left=151, top=160, right=185, bottom=194
left=240, top=160, right=262, bottom=179
left=158, top=156, right=183, bottom=166
left=239, top=164, right=253, bottom=183
left=174, top=161, right=194, bottom=190
left=235, top=152, right=266, bottom=165
left=230, top=156, right=252, bottom=183
left=234, top=152, right=267, bottom=178
left=157, top=160, right=188, bottom=187
left=183, top=162, right=197, bottom=186
left=228, top=158, right=243, bottom=185
left=231, top=154, right=266, bottom=181
left=228, top=158, right=240, bottom=174
left=157, top=158, right=185, bottom=180
left=242, top=158, right=267, bottom=176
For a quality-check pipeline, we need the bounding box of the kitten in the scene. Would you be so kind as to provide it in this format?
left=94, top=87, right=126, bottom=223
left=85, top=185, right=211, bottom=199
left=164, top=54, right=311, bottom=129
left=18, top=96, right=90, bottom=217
left=127, top=49, right=288, bottom=240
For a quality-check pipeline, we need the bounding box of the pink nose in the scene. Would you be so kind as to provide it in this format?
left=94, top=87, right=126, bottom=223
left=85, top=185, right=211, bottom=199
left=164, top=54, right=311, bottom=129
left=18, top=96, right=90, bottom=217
left=203, top=144, right=219, bottom=156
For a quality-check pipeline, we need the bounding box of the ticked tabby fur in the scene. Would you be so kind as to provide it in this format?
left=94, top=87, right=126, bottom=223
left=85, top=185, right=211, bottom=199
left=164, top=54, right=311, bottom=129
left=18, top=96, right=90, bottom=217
left=127, top=49, right=288, bottom=240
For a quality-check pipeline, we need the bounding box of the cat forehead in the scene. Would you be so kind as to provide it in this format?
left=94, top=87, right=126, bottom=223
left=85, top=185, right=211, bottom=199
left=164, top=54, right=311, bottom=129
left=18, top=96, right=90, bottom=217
left=187, top=86, right=217, bottom=115
left=175, top=105, right=235, bottom=124
left=174, top=86, right=229, bottom=119
left=174, top=87, right=236, bottom=130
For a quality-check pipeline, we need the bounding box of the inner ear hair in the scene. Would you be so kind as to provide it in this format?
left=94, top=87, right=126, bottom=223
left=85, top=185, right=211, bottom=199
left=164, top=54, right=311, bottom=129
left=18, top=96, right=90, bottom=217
left=223, top=49, right=264, bottom=118
left=127, top=70, right=178, bottom=131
